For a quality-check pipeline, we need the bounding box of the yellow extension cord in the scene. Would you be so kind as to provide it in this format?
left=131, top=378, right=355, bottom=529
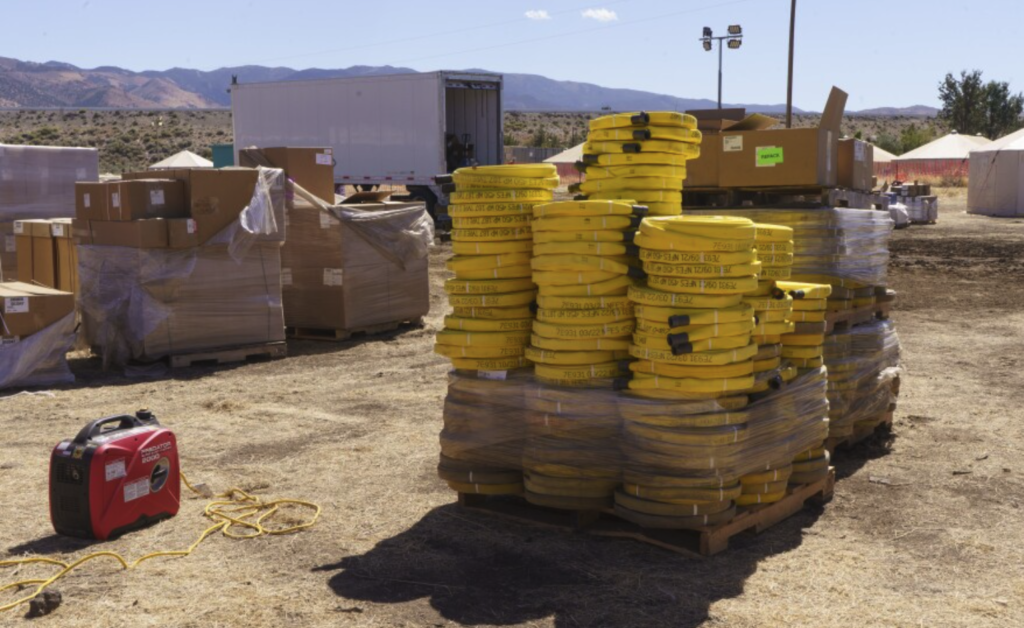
left=0, top=472, right=321, bottom=614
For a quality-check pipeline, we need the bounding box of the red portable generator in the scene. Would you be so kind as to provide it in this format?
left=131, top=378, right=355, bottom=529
left=50, top=410, right=180, bottom=540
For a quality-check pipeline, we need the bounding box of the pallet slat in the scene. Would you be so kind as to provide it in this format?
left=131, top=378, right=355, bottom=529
left=457, top=468, right=835, bottom=557
left=287, top=317, right=423, bottom=342
left=168, top=341, right=287, bottom=368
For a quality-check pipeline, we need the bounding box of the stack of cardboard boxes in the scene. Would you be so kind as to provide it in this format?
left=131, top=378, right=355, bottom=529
left=76, top=168, right=288, bottom=365
left=0, top=144, right=94, bottom=388
left=240, top=147, right=431, bottom=334
left=13, top=218, right=79, bottom=293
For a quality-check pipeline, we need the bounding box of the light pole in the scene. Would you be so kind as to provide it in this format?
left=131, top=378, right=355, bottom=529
left=700, top=25, right=743, bottom=109
left=786, top=0, right=796, bottom=128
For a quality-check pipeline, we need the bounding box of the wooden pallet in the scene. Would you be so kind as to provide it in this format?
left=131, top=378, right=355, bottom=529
left=825, top=301, right=893, bottom=334
left=457, top=469, right=835, bottom=557
left=287, top=317, right=423, bottom=342
left=825, top=409, right=894, bottom=455
left=168, top=341, right=287, bottom=368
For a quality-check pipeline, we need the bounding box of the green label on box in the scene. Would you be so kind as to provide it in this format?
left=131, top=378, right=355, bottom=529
left=756, top=146, right=784, bottom=167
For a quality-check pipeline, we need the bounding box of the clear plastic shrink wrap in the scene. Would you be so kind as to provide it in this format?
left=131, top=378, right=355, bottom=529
left=823, top=319, right=901, bottom=438
left=438, top=367, right=830, bottom=527
left=78, top=168, right=285, bottom=367
left=688, top=208, right=894, bottom=288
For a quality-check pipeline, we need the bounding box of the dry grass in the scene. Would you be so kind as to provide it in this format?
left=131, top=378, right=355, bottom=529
left=2, top=195, right=1024, bottom=627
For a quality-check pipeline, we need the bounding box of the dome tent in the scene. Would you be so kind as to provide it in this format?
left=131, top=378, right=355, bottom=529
left=149, top=150, right=213, bottom=169
left=544, top=143, right=584, bottom=184
left=967, top=127, right=1024, bottom=217
left=892, top=132, right=991, bottom=180
left=872, top=144, right=899, bottom=180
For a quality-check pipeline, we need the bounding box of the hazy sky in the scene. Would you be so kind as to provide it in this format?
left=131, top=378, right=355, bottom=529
left=3, top=0, right=1019, bottom=110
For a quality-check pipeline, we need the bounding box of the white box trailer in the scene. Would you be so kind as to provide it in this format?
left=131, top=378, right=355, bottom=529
left=230, top=71, right=504, bottom=215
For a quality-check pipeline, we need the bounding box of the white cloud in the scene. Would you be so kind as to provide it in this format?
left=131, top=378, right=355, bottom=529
left=525, top=9, right=551, bottom=20
left=582, top=8, right=618, bottom=22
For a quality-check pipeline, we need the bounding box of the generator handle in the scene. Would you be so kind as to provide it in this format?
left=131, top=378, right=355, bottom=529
left=73, top=415, right=143, bottom=444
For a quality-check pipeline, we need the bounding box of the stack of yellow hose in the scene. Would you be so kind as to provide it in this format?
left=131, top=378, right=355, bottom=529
left=788, top=446, right=832, bottom=485
left=521, top=383, right=623, bottom=510
left=776, top=280, right=833, bottom=370
left=615, top=366, right=830, bottom=528
left=526, top=200, right=643, bottom=388
left=626, top=216, right=760, bottom=399
left=741, top=224, right=797, bottom=396
left=823, top=319, right=901, bottom=440
left=434, top=164, right=557, bottom=372
left=437, top=371, right=530, bottom=495
left=574, top=111, right=702, bottom=216
left=777, top=280, right=834, bottom=484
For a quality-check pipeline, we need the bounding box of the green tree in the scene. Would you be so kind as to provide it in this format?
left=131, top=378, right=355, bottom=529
left=899, top=123, right=935, bottom=153
left=874, top=131, right=901, bottom=156
left=939, top=69, right=1024, bottom=138
left=531, top=127, right=548, bottom=148
left=983, top=80, right=1024, bottom=139
left=939, top=70, right=986, bottom=133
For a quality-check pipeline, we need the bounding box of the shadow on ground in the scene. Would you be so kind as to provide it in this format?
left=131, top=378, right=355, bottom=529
left=832, top=425, right=895, bottom=482
left=36, top=323, right=432, bottom=393
left=314, top=500, right=827, bottom=628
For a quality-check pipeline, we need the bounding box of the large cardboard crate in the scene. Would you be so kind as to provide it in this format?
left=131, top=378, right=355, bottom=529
left=281, top=194, right=430, bottom=331
left=717, top=87, right=849, bottom=189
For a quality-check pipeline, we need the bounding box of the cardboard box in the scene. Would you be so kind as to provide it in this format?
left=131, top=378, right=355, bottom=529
left=0, top=281, right=75, bottom=339
left=78, top=242, right=284, bottom=363
left=239, top=147, right=335, bottom=204
left=51, top=219, right=78, bottom=294
left=108, top=179, right=187, bottom=221
left=718, top=87, right=849, bottom=189
left=123, top=168, right=195, bottom=201
left=188, top=169, right=260, bottom=245
left=167, top=218, right=200, bottom=249
left=13, top=219, right=57, bottom=288
left=0, top=222, right=17, bottom=282
left=71, top=219, right=92, bottom=245
left=90, top=219, right=169, bottom=248
left=684, top=109, right=779, bottom=189
left=838, top=139, right=874, bottom=191
left=281, top=199, right=429, bottom=331
left=75, top=182, right=114, bottom=221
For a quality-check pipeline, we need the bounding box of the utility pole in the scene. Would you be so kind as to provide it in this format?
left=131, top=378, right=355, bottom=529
left=786, top=0, right=796, bottom=128
left=700, top=26, right=743, bottom=110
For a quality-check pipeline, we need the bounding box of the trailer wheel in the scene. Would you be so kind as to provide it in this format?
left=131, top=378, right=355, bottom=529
left=406, top=186, right=439, bottom=220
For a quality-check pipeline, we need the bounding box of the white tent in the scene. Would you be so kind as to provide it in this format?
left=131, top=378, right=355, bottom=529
left=967, top=127, right=1024, bottom=216
left=544, top=142, right=584, bottom=183
left=892, top=132, right=991, bottom=180
left=149, top=150, right=213, bottom=169
left=897, top=132, right=991, bottom=160
left=544, top=143, right=583, bottom=165
left=872, top=145, right=899, bottom=163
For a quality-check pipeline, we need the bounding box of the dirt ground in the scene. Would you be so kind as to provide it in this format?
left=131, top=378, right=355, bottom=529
left=2, top=190, right=1023, bottom=627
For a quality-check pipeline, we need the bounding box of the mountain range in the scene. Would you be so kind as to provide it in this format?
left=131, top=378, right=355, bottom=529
left=0, top=56, right=939, bottom=116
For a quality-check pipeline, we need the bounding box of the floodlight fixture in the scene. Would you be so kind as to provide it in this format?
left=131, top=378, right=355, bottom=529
left=698, top=25, right=745, bottom=109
